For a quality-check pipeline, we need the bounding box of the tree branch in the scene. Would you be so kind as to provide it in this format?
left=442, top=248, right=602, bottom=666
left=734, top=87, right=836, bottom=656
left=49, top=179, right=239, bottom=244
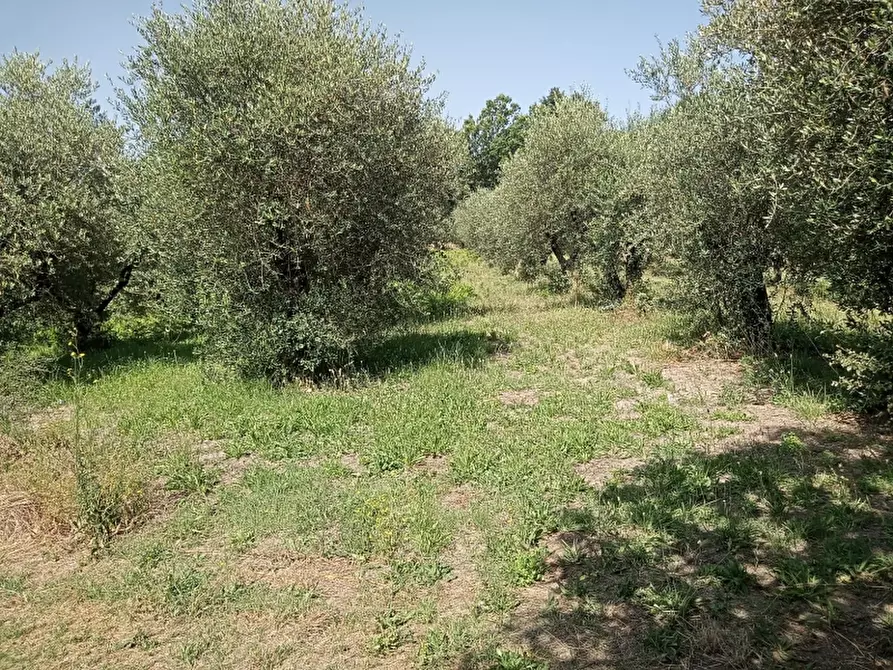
left=94, top=263, right=134, bottom=318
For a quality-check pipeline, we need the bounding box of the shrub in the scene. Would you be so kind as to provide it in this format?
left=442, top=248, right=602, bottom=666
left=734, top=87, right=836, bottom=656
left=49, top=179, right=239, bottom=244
left=0, top=53, right=136, bottom=342
left=832, top=323, right=893, bottom=416
left=123, top=0, right=463, bottom=381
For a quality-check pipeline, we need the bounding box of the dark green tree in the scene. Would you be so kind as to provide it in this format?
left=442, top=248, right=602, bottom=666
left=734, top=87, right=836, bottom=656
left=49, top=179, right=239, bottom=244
left=461, top=94, right=528, bottom=190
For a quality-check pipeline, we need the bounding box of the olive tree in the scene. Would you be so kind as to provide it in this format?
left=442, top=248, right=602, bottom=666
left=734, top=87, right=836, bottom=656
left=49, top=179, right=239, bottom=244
left=634, top=38, right=777, bottom=346
left=456, top=95, right=643, bottom=299
left=702, top=0, right=893, bottom=409
left=123, top=0, right=462, bottom=380
left=0, top=53, right=134, bottom=342
left=705, top=0, right=893, bottom=316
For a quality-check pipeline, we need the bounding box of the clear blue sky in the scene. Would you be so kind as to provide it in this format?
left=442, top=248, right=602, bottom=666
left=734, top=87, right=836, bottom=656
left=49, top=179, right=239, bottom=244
left=0, top=0, right=704, bottom=122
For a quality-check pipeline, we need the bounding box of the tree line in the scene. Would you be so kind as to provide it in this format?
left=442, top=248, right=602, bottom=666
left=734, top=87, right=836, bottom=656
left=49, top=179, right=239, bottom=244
left=1, top=0, right=891, bottom=413
left=455, top=0, right=893, bottom=415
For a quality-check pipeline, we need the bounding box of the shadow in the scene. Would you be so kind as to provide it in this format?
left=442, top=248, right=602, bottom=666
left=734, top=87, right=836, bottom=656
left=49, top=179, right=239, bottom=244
left=353, top=330, right=511, bottom=379
left=747, top=317, right=850, bottom=404
left=495, top=426, right=893, bottom=669
left=75, top=336, right=197, bottom=378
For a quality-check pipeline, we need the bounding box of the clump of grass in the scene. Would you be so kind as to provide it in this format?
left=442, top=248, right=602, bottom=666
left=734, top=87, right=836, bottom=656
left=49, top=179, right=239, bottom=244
left=710, top=408, right=752, bottom=422
left=160, top=448, right=218, bottom=495
left=74, top=445, right=150, bottom=548
left=339, top=479, right=453, bottom=559
left=489, top=648, right=547, bottom=670
left=636, top=397, right=697, bottom=437
left=417, top=621, right=476, bottom=669
left=509, top=547, right=548, bottom=586
left=370, top=607, right=413, bottom=655
left=388, top=559, right=453, bottom=587
left=10, top=429, right=151, bottom=547
left=177, top=636, right=213, bottom=667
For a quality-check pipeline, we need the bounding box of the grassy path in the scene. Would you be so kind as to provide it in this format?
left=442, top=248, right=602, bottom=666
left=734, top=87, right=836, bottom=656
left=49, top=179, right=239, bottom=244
left=1, top=254, right=891, bottom=669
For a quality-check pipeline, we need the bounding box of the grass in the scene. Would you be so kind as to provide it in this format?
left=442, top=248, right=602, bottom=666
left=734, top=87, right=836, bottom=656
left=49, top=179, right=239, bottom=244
left=0, top=252, right=890, bottom=669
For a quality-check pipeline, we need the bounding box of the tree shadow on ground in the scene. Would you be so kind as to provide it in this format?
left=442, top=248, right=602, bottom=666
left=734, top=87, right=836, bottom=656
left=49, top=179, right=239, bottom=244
left=51, top=329, right=509, bottom=385
left=354, top=330, right=512, bottom=379
left=77, top=337, right=197, bottom=377
left=491, top=426, right=893, bottom=669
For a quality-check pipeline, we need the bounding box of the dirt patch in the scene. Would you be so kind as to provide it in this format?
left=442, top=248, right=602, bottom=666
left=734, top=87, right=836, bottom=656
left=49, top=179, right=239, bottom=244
left=195, top=439, right=227, bottom=464
left=560, top=350, right=583, bottom=373
left=660, top=359, right=871, bottom=455
left=26, top=404, right=73, bottom=432
left=706, top=404, right=869, bottom=454
left=661, top=359, right=747, bottom=403
left=499, top=389, right=540, bottom=407
left=613, top=398, right=640, bottom=420
left=219, top=454, right=259, bottom=486
left=415, top=453, right=449, bottom=475
left=441, top=483, right=478, bottom=512
left=574, top=457, right=644, bottom=489
left=437, top=521, right=485, bottom=617
left=339, top=452, right=363, bottom=476
left=190, top=439, right=261, bottom=486
left=235, top=538, right=366, bottom=611
left=507, top=576, right=643, bottom=668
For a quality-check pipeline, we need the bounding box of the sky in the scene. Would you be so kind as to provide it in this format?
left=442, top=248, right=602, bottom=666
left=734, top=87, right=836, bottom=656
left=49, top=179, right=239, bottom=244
left=0, top=0, right=704, bottom=123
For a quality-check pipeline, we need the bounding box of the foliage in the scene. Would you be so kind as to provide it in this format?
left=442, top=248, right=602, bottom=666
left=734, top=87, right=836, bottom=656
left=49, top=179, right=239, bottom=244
left=0, top=53, right=135, bottom=342
left=705, top=0, right=893, bottom=317
left=832, top=322, right=893, bottom=416
left=455, top=95, right=647, bottom=300
left=632, top=38, right=776, bottom=346
left=461, top=93, right=528, bottom=190
left=122, top=0, right=463, bottom=381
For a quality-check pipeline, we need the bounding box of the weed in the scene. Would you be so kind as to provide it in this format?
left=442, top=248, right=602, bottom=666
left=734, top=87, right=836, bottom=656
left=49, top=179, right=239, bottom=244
left=177, top=636, right=212, bottom=667
left=162, top=565, right=210, bottom=615
left=711, top=408, right=752, bottom=422
left=703, top=559, right=755, bottom=594
left=389, top=559, right=453, bottom=587
left=509, top=548, right=548, bottom=586
left=490, top=648, right=547, bottom=670
left=0, top=573, right=26, bottom=597
left=160, top=448, right=218, bottom=495
left=73, top=441, right=149, bottom=548
left=418, top=622, right=474, bottom=668
left=370, top=608, right=412, bottom=654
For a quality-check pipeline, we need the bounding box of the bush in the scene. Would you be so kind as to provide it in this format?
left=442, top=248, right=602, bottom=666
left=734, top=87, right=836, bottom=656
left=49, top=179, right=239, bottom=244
left=0, top=53, right=136, bottom=342
left=393, top=252, right=475, bottom=321
left=123, top=0, right=463, bottom=381
left=832, top=323, right=893, bottom=416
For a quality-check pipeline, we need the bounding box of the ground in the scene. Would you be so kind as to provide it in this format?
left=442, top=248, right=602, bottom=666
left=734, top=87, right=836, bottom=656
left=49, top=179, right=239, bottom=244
left=1, top=254, right=891, bottom=669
